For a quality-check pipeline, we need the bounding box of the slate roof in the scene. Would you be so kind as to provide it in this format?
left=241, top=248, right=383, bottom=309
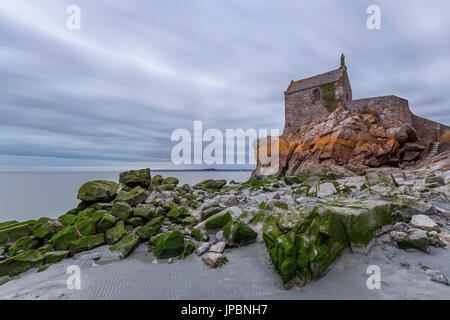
left=286, top=68, right=343, bottom=94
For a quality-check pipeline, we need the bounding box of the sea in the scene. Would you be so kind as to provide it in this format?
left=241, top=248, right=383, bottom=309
left=0, top=171, right=252, bottom=222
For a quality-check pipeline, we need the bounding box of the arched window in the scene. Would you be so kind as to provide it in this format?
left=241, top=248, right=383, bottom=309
left=313, top=89, right=321, bottom=103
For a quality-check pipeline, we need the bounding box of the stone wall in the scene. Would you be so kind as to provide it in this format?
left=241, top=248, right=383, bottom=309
left=345, top=96, right=413, bottom=130
left=412, top=115, right=450, bottom=143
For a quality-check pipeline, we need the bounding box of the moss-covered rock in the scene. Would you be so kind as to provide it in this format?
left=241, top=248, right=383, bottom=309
left=43, top=250, right=69, bottom=264
left=398, top=230, right=429, bottom=253
left=111, top=201, right=132, bottom=221
left=69, top=233, right=105, bottom=255
left=191, top=228, right=209, bottom=242
left=49, top=225, right=80, bottom=250
left=58, top=213, right=78, bottom=226
left=119, top=168, right=151, bottom=188
left=77, top=180, right=119, bottom=202
left=96, top=213, right=116, bottom=232
left=223, top=221, right=257, bottom=247
left=110, top=234, right=139, bottom=259
left=115, top=186, right=149, bottom=206
left=262, top=199, right=394, bottom=284
left=204, top=210, right=232, bottom=230
left=33, top=219, right=64, bottom=239
left=126, top=217, right=144, bottom=227
left=133, top=203, right=155, bottom=220
left=136, top=217, right=163, bottom=240
left=194, top=179, right=226, bottom=191
left=0, top=221, right=34, bottom=246
left=151, top=230, right=184, bottom=259
left=167, top=206, right=190, bottom=224
left=180, top=240, right=195, bottom=259
left=150, top=175, right=163, bottom=187
left=0, top=249, right=44, bottom=277
left=75, top=217, right=96, bottom=236
left=8, top=236, right=37, bottom=256
left=106, top=221, right=127, bottom=244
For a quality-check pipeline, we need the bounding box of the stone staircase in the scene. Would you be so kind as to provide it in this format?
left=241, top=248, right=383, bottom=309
left=426, top=142, right=440, bottom=159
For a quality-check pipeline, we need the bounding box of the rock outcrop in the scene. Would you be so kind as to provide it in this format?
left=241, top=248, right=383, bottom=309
left=254, top=107, right=443, bottom=177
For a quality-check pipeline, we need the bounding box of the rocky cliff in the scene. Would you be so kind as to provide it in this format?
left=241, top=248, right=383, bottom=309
left=254, top=107, right=448, bottom=177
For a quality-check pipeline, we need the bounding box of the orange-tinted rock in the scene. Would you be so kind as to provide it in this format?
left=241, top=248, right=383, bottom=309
left=254, top=107, right=424, bottom=176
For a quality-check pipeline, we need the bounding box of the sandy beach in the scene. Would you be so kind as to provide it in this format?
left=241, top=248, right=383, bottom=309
left=1, top=239, right=449, bottom=300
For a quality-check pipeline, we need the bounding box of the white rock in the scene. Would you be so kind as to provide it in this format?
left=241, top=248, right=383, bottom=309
left=215, top=230, right=224, bottom=242
left=196, top=242, right=211, bottom=256
left=410, top=214, right=440, bottom=232
left=317, top=182, right=337, bottom=197
left=202, top=252, right=226, bottom=267
left=209, top=241, right=226, bottom=253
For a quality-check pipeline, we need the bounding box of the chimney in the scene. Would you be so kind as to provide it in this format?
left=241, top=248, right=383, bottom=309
left=340, top=54, right=346, bottom=69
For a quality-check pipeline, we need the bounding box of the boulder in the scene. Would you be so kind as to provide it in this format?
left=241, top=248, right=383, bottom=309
left=119, top=168, right=151, bottom=188
left=196, top=242, right=211, bottom=256
left=223, top=221, right=257, bottom=247
left=0, top=221, right=34, bottom=246
left=0, top=249, right=44, bottom=277
left=423, top=268, right=449, bottom=286
left=69, top=233, right=105, bottom=254
left=105, top=221, right=127, bottom=244
left=425, top=176, right=445, bottom=188
left=194, top=179, right=226, bottom=191
left=111, top=201, right=132, bottom=221
left=263, top=199, right=394, bottom=284
left=110, top=234, right=140, bottom=259
left=58, top=213, right=77, bottom=226
left=34, top=218, right=64, bottom=239
left=180, top=240, right=195, bottom=259
left=136, top=217, right=163, bottom=240
left=77, top=180, right=119, bottom=202
left=115, top=186, right=149, bottom=206
left=96, top=213, right=117, bottom=233
left=209, top=241, right=226, bottom=253
left=410, top=215, right=440, bottom=232
left=151, top=230, right=184, bottom=259
left=134, top=204, right=155, bottom=220
left=167, top=207, right=191, bottom=224
left=8, top=236, right=38, bottom=256
left=191, top=228, right=209, bottom=242
left=43, top=250, right=69, bottom=264
left=202, top=252, right=226, bottom=267
left=398, top=230, right=429, bottom=253
left=204, top=210, right=232, bottom=230
left=317, top=182, right=337, bottom=197
left=75, top=217, right=96, bottom=236
left=49, top=225, right=79, bottom=250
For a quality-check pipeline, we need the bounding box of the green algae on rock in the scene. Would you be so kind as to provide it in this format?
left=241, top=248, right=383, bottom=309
left=49, top=225, right=80, bottom=250
left=136, top=217, right=163, bottom=240
left=77, top=180, right=119, bottom=202
left=43, top=250, right=69, bottom=264
left=110, top=234, right=140, bottom=259
left=115, top=186, right=149, bottom=206
left=0, top=249, right=44, bottom=277
left=111, top=201, right=132, bottom=221
left=262, top=199, right=395, bottom=285
left=7, top=236, right=37, bottom=256
left=119, top=168, right=151, bottom=188
left=223, top=221, right=257, bottom=247
left=194, top=179, right=226, bottom=191
left=204, top=210, right=232, bottom=230
left=0, top=221, right=34, bottom=246
left=69, top=233, right=105, bottom=255
left=105, top=221, right=127, bottom=244
left=150, top=230, right=184, bottom=259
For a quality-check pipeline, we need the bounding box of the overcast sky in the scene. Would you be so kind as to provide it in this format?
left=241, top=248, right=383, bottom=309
left=0, top=0, right=449, bottom=171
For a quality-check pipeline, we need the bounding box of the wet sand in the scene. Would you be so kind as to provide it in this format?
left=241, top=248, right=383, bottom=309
left=1, top=241, right=449, bottom=300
